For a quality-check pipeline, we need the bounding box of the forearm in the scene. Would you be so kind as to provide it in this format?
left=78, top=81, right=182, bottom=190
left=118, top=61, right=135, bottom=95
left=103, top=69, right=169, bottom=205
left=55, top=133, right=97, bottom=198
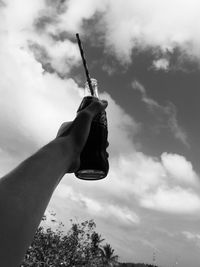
left=0, top=137, right=71, bottom=267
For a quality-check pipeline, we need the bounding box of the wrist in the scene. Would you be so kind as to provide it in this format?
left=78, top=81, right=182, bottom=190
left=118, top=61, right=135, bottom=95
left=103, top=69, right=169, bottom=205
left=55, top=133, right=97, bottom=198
left=50, top=137, right=80, bottom=174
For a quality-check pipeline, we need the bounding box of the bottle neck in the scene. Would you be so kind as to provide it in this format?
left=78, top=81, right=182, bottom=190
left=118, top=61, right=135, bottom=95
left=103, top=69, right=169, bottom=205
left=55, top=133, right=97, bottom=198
left=84, top=78, right=99, bottom=98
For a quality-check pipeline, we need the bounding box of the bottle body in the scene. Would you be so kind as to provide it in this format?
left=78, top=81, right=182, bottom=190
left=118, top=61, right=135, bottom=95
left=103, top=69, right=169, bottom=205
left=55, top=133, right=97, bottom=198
left=75, top=81, right=109, bottom=180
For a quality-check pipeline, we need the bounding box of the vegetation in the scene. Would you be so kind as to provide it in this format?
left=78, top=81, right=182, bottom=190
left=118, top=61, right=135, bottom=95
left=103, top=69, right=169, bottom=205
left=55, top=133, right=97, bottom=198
left=20, top=213, right=157, bottom=267
left=20, top=214, right=119, bottom=266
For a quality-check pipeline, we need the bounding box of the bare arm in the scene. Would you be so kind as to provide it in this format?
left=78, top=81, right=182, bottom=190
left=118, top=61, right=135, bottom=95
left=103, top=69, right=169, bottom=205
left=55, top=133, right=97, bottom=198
left=0, top=98, right=107, bottom=267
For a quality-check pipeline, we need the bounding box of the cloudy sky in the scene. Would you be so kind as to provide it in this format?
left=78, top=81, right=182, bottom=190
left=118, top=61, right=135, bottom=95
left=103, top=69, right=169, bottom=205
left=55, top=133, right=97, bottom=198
left=1, top=0, right=200, bottom=266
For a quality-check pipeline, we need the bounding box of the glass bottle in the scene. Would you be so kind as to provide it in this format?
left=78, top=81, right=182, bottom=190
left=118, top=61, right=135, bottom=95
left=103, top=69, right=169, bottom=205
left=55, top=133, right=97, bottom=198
left=75, top=78, right=109, bottom=180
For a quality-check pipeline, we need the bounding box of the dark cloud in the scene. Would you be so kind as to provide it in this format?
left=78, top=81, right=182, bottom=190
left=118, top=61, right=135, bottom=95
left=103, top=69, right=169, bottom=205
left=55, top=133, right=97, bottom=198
left=50, top=31, right=75, bottom=42
left=28, top=41, right=74, bottom=79
left=28, top=41, right=55, bottom=74
left=34, top=15, right=57, bottom=32
left=34, top=0, right=67, bottom=33
left=45, top=0, right=67, bottom=14
left=170, top=46, right=200, bottom=72
left=132, top=80, right=189, bottom=147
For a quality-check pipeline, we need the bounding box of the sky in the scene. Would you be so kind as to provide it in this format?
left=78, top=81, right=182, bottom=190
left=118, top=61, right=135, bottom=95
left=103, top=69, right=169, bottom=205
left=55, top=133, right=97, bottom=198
left=1, top=0, right=200, bottom=266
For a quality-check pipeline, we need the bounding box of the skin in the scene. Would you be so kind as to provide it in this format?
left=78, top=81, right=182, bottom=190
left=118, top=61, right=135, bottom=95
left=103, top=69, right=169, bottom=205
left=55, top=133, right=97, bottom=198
left=0, top=98, right=108, bottom=267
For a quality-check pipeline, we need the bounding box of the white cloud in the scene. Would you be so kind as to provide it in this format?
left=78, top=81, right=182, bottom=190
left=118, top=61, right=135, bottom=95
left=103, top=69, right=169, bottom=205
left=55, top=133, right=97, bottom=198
left=161, top=153, right=199, bottom=186
left=152, top=58, right=170, bottom=71
left=0, top=44, right=81, bottom=147
left=182, top=231, right=200, bottom=240
left=28, top=36, right=81, bottom=77
left=116, top=153, right=165, bottom=194
left=108, top=152, right=200, bottom=214
left=108, top=205, right=140, bottom=225
left=140, top=186, right=200, bottom=214
left=132, top=80, right=160, bottom=109
left=3, top=0, right=45, bottom=32
left=102, top=0, right=200, bottom=64
left=166, top=103, right=189, bottom=147
left=182, top=231, right=200, bottom=248
left=55, top=183, right=140, bottom=225
left=59, top=0, right=108, bottom=33
left=101, top=92, right=140, bottom=157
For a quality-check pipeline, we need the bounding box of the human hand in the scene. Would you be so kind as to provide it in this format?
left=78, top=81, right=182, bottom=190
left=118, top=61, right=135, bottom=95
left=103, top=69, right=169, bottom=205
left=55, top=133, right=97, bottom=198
left=56, top=98, right=108, bottom=173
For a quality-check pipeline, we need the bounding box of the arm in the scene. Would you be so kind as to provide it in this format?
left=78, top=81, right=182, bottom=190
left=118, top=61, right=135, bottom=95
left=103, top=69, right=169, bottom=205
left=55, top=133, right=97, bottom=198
left=0, top=98, right=107, bottom=267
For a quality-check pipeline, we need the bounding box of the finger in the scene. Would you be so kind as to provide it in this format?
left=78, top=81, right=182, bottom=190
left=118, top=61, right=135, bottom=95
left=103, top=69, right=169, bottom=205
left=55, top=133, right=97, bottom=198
left=79, top=99, right=108, bottom=119
left=74, top=99, right=107, bottom=137
left=58, top=99, right=108, bottom=152
left=86, top=99, right=108, bottom=115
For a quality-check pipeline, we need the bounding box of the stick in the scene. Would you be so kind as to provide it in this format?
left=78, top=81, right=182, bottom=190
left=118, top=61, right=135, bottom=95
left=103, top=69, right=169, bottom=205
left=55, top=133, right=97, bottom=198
left=76, top=33, right=94, bottom=96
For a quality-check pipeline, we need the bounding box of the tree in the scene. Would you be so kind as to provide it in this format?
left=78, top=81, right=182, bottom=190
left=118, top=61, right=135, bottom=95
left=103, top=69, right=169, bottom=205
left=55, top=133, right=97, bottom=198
left=101, top=243, right=119, bottom=267
left=20, top=215, right=119, bottom=267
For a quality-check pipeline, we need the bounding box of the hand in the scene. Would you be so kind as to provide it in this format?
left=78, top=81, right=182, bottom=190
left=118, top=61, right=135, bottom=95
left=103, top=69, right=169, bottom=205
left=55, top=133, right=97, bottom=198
left=56, top=98, right=108, bottom=173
